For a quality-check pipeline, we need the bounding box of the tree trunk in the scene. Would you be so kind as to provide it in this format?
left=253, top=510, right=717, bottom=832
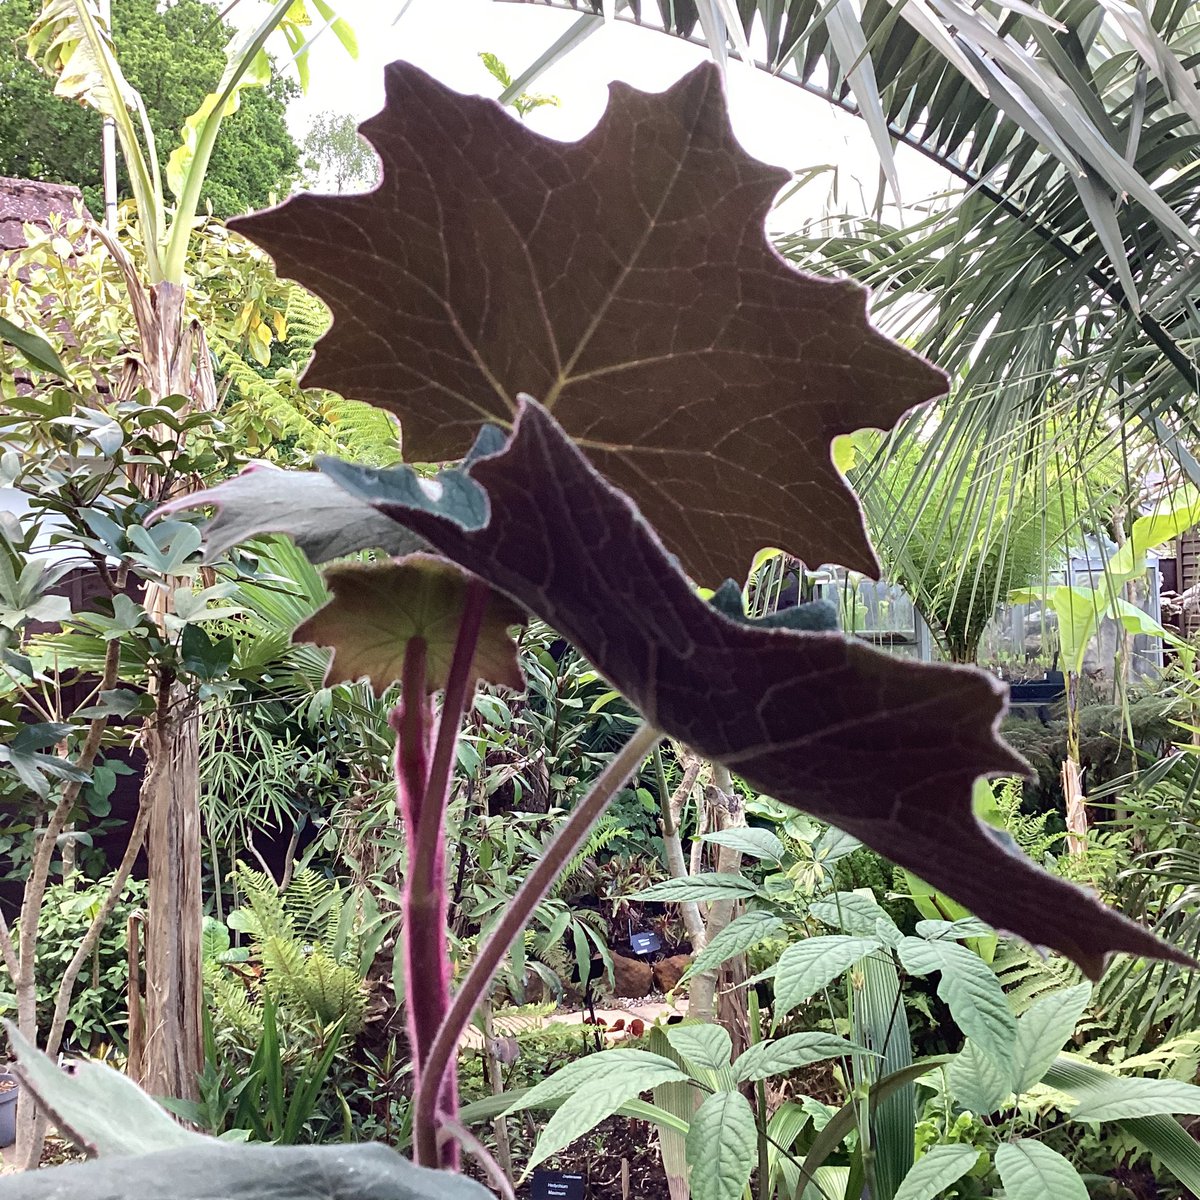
left=139, top=679, right=204, bottom=1102
left=118, top=275, right=214, bottom=1103
left=687, top=767, right=746, bottom=1028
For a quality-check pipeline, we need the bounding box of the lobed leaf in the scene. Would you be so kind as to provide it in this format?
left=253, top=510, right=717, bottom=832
left=310, top=397, right=1183, bottom=976
left=228, top=60, right=947, bottom=583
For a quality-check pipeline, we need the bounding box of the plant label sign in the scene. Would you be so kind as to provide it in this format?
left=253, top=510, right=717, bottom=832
left=531, top=1169, right=585, bottom=1199
left=630, top=931, right=662, bottom=956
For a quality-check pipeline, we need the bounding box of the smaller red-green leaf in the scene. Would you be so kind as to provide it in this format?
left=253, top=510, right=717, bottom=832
left=293, top=554, right=525, bottom=695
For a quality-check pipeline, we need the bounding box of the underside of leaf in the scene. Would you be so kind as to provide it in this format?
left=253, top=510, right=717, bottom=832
left=315, top=398, right=1187, bottom=978
left=228, top=60, right=947, bottom=583
left=293, top=555, right=525, bottom=695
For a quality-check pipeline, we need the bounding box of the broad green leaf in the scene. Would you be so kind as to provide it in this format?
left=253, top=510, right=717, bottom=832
left=6, top=1021, right=204, bottom=1156
left=459, top=1086, right=689, bottom=1137
left=1045, top=1056, right=1200, bottom=1191
left=1012, top=983, right=1091, bottom=1094
left=947, top=1040, right=1012, bottom=1117
left=686, top=1091, right=757, bottom=1200
left=635, top=873, right=762, bottom=902
left=525, top=1061, right=690, bottom=1171
left=230, top=61, right=946, bottom=583
left=1009, top=585, right=1103, bottom=674
left=831, top=433, right=857, bottom=473
left=773, top=936, right=880, bottom=1021
left=995, top=1139, right=1087, bottom=1200
left=810, top=889, right=899, bottom=938
left=701, top=826, right=786, bottom=862
left=734, top=1033, right=866, bottom=1083
left=685, top=911, right=784, bottom=979
left=893, top=1144, right=980, bottom=1200
left=293, top=555, right=525, bottom=696
left=1108, top=489, right=1200, bottom=580
left=898, top=937, right=1016, bottom=1072
left=1070, top=1077, right=1200, bottom=1121
left=666, top=1022, right=733, bottom=1076
left=0, top=1142, right=490, bottom=1198
left=503, top=1049, right=687, bottom=1116
left=0, top=315, right=68, bottom=377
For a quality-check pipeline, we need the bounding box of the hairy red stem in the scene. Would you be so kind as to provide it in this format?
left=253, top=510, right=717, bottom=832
left=392, top=636, right=454, bottom=1169
left=412, top=722, right=662, bottom=1166
left=402, top=580, right=490, bottom=1169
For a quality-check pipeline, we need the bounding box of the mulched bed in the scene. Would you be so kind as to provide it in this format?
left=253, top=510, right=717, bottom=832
left=463, top=1114, right=672, bottom=1200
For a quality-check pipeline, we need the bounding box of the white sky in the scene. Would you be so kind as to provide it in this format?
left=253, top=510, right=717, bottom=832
left=246, top=0, right=956, bottom=225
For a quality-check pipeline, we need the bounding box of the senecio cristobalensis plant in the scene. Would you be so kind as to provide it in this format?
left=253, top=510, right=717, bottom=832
left=3, top=58, right=1188, bottom=1199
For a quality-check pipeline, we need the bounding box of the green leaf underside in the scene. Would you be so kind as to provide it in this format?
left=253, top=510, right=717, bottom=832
left=994, top=1139, right=1088, bottom=1200
left=229, top=60, right=947, bottom=584
left=733, top=1033, right=867, bottom=1083
left=292, top=555, right=525, bottom=695
left=685, top=911, right=785, bottom=979
left=949, top=1039, right=1013, bottom=1115
left=521, top=1063, right=689, bottom=1172
left=159, top=464, right=427, bottom=563
left=186, top=396, right=1184, bottom=975
left=0, top=1143, right=491, bottom=1199
left=810, top=889, right=898, bottom=937
left=898, top=937, right=1017, bottom=1073
left=636, top=873, right=761, bottom=902
left=773, top=936, right=882, bottom=1020
left=1070, top=1077, right=1200, bottom=1121
left=1012, top=983, right=1091, bottom=1094
left=666, top=1022, right=733, bottom=1075
left=893, top=1144, right=979, bottom=1200
left=6, top=1021, right=204, bottom=1157
left=701, top=825, right=786, bottom=861
left=686, top=1091, right=757, bottom=1200
left=503, top=1049, right=686, bottom=1116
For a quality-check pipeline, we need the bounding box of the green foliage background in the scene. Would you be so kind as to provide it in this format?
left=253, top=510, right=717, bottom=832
left=0, top=0, right=299, bottom=218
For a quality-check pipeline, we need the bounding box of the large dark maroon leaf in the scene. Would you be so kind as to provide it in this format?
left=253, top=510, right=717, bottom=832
left=227, top=61, right=946, bottom=584
left=319, top=397, right=1186, bottom=978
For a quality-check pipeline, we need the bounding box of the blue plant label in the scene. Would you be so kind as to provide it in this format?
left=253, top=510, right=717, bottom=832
left=630, top=930, right=662, bottom=956
left=531, top=1169, right=586, bottom=1199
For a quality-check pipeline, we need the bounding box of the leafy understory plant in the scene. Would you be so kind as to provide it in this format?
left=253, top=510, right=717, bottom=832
left=498, top=886, right=1200, bottom=1198
left=3, top=57, right=1189, bottom=1198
